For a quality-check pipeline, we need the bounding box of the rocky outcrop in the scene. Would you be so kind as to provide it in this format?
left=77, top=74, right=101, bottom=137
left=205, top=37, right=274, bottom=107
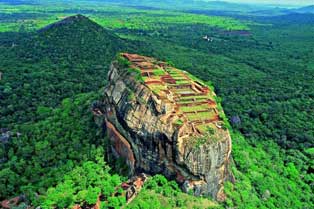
left=95, top=53, right=232, bottom=201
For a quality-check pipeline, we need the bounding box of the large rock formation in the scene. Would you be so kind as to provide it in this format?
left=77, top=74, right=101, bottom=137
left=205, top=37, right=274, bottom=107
left=95, top=53, right=232, bottom=201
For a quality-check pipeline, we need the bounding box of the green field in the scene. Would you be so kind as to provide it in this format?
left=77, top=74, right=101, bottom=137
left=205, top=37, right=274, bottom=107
left=0, top=2, right=249, bottom=32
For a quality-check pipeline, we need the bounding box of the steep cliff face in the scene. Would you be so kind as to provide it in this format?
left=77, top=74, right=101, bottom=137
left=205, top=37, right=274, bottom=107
left=96, top=53, right=232, bottom=201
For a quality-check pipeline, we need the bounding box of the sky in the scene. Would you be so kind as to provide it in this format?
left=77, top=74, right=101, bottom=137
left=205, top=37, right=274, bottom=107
left=208, top=0, right=313, bottom=6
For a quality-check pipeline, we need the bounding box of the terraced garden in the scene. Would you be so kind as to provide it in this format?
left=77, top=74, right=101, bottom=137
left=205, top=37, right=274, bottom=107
left=121, top=53, right=226, bottom=136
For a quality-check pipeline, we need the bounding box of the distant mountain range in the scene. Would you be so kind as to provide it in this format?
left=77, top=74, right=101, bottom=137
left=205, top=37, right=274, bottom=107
left=249, top=5, right=314, bottom=16
left=119, top=0, right=272, bottom=11
left=291, top=5, right=314, bottom=13
left=104, top=0, right=314, bottom=13
left=97, top=1, right=314, bottom=15
left=3, top=0, right=314, bottom=15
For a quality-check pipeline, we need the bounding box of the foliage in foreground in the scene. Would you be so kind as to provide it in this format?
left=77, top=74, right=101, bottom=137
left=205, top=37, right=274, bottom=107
left=126, top=175, right=218, bottom=209
left=39, top=161, right=125, bottom=209
left=0, top=92, right=107, bottom=200
left=225, top=132, right=314, bottom=209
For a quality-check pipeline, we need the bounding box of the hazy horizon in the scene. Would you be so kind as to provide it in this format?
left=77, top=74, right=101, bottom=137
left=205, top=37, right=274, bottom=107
left=205, top=0, right=313, bottom=6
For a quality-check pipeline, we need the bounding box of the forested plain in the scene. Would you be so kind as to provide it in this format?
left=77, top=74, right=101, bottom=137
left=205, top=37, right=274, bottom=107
left=0, top=0, right=313, bottom=208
